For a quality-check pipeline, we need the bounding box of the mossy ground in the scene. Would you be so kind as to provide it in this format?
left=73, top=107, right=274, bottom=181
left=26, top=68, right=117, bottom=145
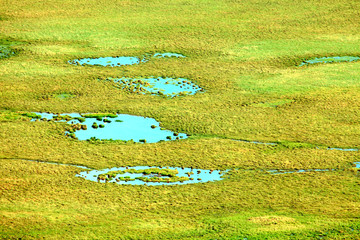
left=1, top=0, right=360, bottom=239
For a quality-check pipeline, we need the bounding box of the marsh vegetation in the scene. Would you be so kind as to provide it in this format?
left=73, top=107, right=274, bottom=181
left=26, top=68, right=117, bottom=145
left=107, top=76, right=203, bottom=97
left=1, top=0, right=360, bottom=239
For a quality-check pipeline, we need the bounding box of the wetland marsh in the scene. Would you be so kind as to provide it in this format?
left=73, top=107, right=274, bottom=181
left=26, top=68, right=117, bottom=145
left=29, top=112, right=187, bottom=142
left=1, top=0, right=360, bottom=239
left=108, top=76, right=203, bottom=97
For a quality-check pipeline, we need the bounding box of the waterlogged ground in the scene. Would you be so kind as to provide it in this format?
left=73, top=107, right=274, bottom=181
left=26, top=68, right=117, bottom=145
left=15, top=158, right=360, bottom=186
left=299, top=56, right=360, bottom=66
left=68, top=52, right=185, bottom=67
left=108, top=77, right=203, bottom=97
left=76, top=166, right=226, bottom=186
left=268, top=168, right=332, bottom=175
left=0, top=45, right=15, bottom=59
left=152, top=52, right=186, bottom=58
left=55, top=93, right=75, bottom=100
left=268, top=161, right=359, bottom=175
left=252, top=99, right=294, bottom=108
left=30, top=112, right=187, bottom=143
left=2, top=1, right=360, bottom=238
left=233, top=139, right=359, bottom=151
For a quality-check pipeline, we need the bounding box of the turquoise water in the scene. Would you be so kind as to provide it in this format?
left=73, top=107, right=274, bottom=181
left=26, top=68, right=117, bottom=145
left=68, top=56, right=143, bottom=67
left=108, top=77, right=203, bottom=97
left=299, top=56, right=360, bottom=66
left=18, top=158, right=360, bottom=185
left=68, top=52, right=186, bottom=67
left=326, top=147, right=358, bottom=152
left=153, top=53, right=186, bottom=58
left=19, top=160, right=227, bottom=186
left=67, top=53, right=197, bottom=97
left=76, top=166, right=226, bottom=186
left=30, top=112, right=187, bottom=143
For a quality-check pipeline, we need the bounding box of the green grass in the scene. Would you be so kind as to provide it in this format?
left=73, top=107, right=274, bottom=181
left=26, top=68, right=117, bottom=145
left=1, top=0, right=360, bottom=239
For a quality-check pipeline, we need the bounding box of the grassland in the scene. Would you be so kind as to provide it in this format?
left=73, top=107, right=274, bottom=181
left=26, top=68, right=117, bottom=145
left=1, top=0, right=360, bottom=239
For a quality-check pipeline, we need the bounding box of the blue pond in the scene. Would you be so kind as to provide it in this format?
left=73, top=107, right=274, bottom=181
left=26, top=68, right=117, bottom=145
left=30, top=112, right=187, bottom=143
left=299, top=56, right=360, bottom=66
left=68, top=56, right=143, bottom=67
left=21, top=160, right=227, bottom=186
left=68, top=52, right=186, bottom=67
left=76, top=166, right=226, bottom=186
left=108, top=77, right=203, bottom=97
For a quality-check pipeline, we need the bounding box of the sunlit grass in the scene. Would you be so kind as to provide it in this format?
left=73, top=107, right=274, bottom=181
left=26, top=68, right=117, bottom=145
left=1, top=0, right=360, bottom=238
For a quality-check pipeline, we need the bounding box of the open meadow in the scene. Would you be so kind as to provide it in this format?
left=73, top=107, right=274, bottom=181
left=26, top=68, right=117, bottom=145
left=1, top=0, right=360, bottom=239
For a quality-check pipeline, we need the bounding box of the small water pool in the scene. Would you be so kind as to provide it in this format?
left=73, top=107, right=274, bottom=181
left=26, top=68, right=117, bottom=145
left=153, top=53, right=186, bottom=58
left=68, top=52, right=186, bottom=67
left=299, top=56, right=360, bottom=66
left=108, top=77, right=203, bottom=97
left=30, top=112, right=187, bottom=143
left=18, top=160, right=227, bottom=186
left=68, top=56, right=143, bottom=67
left=76, top=166, right=226, bottom=186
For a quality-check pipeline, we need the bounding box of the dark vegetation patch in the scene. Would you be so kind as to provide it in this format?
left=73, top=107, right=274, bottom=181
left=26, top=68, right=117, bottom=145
left=0, top=37, right=23, bottom=59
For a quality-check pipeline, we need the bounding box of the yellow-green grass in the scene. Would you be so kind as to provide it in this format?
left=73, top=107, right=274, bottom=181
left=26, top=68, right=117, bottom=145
left=1, top=0, right=360, bottom=238
left=1, top=158, right=360, bottom=239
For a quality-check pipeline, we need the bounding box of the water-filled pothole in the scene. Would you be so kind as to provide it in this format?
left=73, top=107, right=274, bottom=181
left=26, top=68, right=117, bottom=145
left=76, top=166, right=227, bottom=185
left=29, top=112, right=187, bottom=143
left=299, top=56, right=360, bottom=66
left=106, top=77, right=203, bottom=97
left=68, top=52, right=186, bottom=67
left=68, top=56, right=144, bottom=67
